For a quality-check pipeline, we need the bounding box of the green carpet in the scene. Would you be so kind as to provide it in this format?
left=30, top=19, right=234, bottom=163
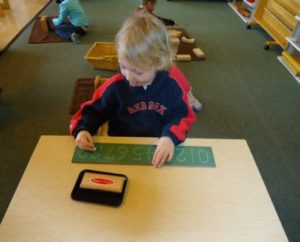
left=0, top=1, right=299, bottom=241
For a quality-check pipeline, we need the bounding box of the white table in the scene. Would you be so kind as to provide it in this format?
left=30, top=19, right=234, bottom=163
left=0, top=136, right=288, bottom=242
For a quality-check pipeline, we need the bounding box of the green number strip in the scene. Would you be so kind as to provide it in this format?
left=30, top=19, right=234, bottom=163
left=72, top=143, right=215, bottom=167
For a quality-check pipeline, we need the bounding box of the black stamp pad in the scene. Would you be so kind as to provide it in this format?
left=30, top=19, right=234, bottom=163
left=71, top=169, right=128, bottom=206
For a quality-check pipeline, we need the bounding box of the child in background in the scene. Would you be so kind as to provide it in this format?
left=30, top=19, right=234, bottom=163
left=136, top=0, right=203, bottom=112
left=137, top=0, right=175, bottom=26
left=70, top=13, right=196, bottom=168
left=52, top=0, right=89, bottom=44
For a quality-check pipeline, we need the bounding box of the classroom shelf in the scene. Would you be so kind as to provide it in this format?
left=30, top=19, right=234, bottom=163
left=286, top=37, right=300, bottom=52
left=253, top=0, right=300, bottom=49
left=243, top=0, right=256, bottom=9
left=228, top=0, right=258, bottom=24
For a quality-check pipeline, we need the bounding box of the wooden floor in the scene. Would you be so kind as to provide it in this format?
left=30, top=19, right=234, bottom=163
left=0, top=0, right=49, bottom=52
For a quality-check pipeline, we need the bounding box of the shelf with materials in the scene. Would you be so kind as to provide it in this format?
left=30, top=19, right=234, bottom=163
left=228, top=0, right=258, bottom=24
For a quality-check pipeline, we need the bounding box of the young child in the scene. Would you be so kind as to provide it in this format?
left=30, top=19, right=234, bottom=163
left=70, top=13, right=196, bottom=168
left=137, top=0, right=175, bottom=26
left=52, top=0, right=89, bottom=44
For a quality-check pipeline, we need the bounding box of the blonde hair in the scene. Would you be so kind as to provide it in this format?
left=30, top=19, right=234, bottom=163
left=115, top=12, right=173, bottom=71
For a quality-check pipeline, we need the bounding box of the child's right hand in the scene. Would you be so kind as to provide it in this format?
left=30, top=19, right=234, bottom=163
left=75, top=130, right=96, bottom=151
left=152, top=137, right=174, bottom=168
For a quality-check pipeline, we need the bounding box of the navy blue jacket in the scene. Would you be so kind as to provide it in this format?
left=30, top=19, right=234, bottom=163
left=70, top=71, right=196, bottom=145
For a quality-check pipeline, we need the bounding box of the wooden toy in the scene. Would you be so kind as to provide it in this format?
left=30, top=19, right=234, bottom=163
left=40, top=16, right=49, bottom=33
left=168, top=29, right=182, bottom=38
left=193, top=48, right=205, bottom=58
left=170, top=38, right=180, bottom=55
left=181, top=36, right=195, bottom=44
left=175, top=54, right=192, bottom=61
left=170, top=38, right=180, bottom=45
left=72, top=169, right=128, bottom=206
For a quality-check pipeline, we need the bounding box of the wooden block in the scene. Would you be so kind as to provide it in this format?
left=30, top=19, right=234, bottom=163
left=170, top=38, right=180, bottom=55
left=170, top=38, right=180, bottom=45
left=181, top=36, right=195, bottom=44
left=175, top=54, right=192, bottom=61
left=193, top=48, right=205, bottom=58
left=168, top=29, right=181, bottom=38
left=40, top=16, right=49, bottom=33
left=80, top=172, right=125, bottom=193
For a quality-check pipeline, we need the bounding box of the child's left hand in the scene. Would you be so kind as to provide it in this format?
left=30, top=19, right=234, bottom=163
left=152, top=137, right=174, bottom=168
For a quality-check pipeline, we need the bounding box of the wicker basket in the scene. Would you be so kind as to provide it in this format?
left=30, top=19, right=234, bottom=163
left=84, top=42, right=118, bottom=70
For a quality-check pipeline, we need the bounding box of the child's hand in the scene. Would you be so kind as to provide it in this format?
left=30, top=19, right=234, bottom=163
left=75, top=130, right=96, bottom=151
left=152, top=137, right=174, bottom=168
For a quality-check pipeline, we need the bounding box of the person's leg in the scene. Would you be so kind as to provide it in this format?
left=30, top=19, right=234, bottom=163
left=169, top=65, right=203, bottom=112
left=187, top=89, right=203, bottom=112
left=70, top=26, right=87, bottom=44
left=74, top=26, right=87, bottom=36
left=55, top=23, right=76, bottom=40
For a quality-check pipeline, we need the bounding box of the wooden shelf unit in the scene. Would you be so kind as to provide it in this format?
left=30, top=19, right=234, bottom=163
left=253, top=0, right=300, bottom=49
